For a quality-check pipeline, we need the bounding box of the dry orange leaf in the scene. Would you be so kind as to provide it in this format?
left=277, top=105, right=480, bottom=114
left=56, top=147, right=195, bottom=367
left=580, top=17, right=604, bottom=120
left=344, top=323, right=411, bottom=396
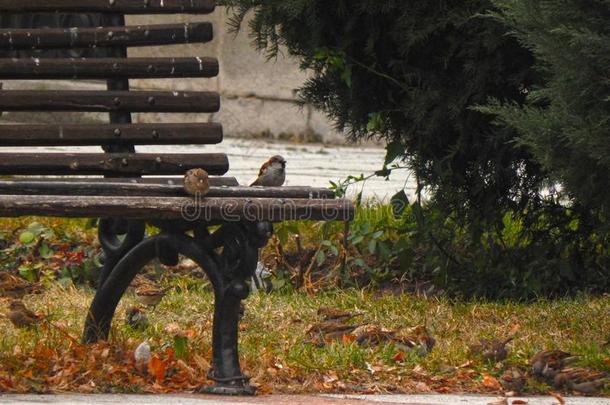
left=342, top=334, right=356, bottom=344
left=392, top=351, right=405, bottom=362
left=512, top=400, right=528, bottom=405
left=148, top=356, right=166, bottom=384
left=483, top=375, right=502, bottom=390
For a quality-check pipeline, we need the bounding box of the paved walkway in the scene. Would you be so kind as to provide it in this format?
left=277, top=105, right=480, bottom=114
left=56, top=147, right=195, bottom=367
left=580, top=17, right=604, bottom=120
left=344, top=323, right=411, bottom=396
left=0, top=394, right=608, bottom=405
left=0, top=137, right=415, bottom=202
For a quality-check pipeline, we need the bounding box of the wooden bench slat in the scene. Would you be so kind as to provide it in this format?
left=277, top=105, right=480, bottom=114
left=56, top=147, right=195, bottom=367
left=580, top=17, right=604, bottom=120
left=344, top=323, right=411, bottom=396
left=12, top=176, right=240, bottom=187
left=0, top=195, right=355, bottom=222
left=0, top=0, right=215, bottom=14
left=0, top=181, right=336, bottom=199
left=0, top=153, right=229, bottom=176
left=0, top=123, right=222, bottom=146
left=0, top=22, right=213, bottom=51
left=0, top=57, right=218, bottom=80
left=0, top=90, right=219, bottom=113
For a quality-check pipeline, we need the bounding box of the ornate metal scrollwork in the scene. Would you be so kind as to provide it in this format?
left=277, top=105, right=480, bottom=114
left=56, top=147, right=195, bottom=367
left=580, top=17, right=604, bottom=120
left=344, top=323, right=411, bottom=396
left=83, top=220, right=273, bottom=395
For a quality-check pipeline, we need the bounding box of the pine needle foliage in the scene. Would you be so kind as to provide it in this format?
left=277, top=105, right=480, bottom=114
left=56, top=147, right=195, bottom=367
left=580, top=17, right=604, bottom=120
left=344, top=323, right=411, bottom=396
left=221, top=0, right=609, bottom=296
left=222, top=0, right=539, bottom=227
left=484, top=0, right=610, bottom=215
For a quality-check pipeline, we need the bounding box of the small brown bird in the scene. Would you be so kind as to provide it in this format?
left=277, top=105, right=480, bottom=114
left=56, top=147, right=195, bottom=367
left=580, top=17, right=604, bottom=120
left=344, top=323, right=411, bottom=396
left=470, top=337, right=513, bottom=362
left=394, top=325, right=436, bottom=355
left=305, top=320, right=359, bottom=347
left=317, top=307, right=363, bottom=322
left=530, top=349, right=579, bottom=380
left=553, top=367, right=609, bottom=393
left=351, top=324, right=396, bottom=346
left=7, top=300, right=43, bottom=328
left=251, top=155, right=286, bottom=186
left=125, top=306, right=149, bottom=330
left=0, top=273, right=35, bottom=298
left=306, top=320, right=359, bottom=336
left=135, top=285, right=170, bottom=307
left=184, top=168, right=210, bottom=197
left=500, top=367, right=527, bottom=394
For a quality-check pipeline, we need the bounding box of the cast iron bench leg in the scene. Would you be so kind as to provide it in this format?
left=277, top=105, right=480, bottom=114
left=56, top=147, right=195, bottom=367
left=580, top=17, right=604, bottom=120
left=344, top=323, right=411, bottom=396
left=83, top=221, right=272, bottom=395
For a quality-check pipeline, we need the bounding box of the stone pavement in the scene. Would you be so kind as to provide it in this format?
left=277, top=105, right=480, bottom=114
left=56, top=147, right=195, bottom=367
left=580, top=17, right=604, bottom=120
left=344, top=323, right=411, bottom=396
left=0, top=394, right=609, bottom=405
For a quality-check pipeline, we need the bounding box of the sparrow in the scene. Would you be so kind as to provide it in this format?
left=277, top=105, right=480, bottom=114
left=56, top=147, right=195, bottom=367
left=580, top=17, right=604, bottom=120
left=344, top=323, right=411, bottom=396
left=135, top=284, right=170, bottom=307
left=251, top=155, right=286, bottom=186
left=530, top=349, right=579, bottom=380
left=553, top=367, right=609, bottom=393
left=0, top=273, right=36, bottom=298
left=499, top=367, right=527, bottom=394
left=317, top=307, right=363, bottom=322
left=130, top=273, right=156, bottom=290
left=351, top=324, right=396, bottom=346
left=469, top=337, right=513, bottom=362
left=7, top=300, right=43, bottom=328
left=394, top=325, right=436, bottom=355
left=125, top=306, right=149, bottom=330
left=306, top=320, right=359, bottom=336
left=305, top=320, right=360, bottom=346
left=184, top=168, right=210, bottom=196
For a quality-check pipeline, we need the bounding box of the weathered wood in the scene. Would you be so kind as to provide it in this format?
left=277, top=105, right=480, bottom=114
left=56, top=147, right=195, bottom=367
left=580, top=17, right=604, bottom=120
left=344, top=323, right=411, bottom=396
left=0, top=22, right=213, bottom=50
left=0, top=123, right=222, bottom=146
left=0, top=90, right=220, bottom=113
left=0, top=153, right=229, bottom=176
left=13, top=176, right=240, bottom=187
left=0, top=181, right=336, bottom=199
left=0, top=57, right=218, bottom=80
left=0, top=0, right=215, bottom=14
left=0, top=195, right=355, bottom=222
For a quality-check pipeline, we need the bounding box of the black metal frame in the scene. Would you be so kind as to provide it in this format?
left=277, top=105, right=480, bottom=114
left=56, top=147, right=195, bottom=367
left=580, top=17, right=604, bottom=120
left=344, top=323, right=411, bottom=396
left=84, top=219, right=272, bottom=395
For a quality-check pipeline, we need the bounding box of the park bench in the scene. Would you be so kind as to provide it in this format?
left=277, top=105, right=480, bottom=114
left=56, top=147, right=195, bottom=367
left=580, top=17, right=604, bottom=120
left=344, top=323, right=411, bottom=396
left=0, top=0, right=354, bottom=395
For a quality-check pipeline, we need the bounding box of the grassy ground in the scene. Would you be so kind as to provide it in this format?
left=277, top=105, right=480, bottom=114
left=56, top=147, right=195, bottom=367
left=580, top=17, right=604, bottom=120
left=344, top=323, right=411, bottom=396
left=0, top=217, right=609, bottom=395
left=0, top=283, right=609, bottom=395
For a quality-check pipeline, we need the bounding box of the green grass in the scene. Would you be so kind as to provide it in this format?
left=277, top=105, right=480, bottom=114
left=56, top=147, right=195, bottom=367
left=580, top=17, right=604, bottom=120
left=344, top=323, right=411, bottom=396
left=1, top=284, right=608, bottom=394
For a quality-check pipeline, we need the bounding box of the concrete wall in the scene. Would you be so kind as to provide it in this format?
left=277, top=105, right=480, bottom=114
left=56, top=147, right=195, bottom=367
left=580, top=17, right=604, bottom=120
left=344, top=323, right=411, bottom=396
left=128, top=8, right=343, bottom=143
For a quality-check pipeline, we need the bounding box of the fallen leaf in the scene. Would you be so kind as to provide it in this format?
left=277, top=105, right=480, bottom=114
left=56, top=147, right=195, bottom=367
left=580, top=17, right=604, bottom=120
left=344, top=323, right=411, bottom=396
left=512, top=400, right=528, bottom=405
left=483, top=374, right=502, bottom=390
left=323, top=371, right=338, bottom=384
left=392, top=351, right=405, bottom=362
left=192, top=354, right=210, bottom=372
left=549, top=392, right=565, bottom=405
left=415, top=381, right=431, bottom=392
left=148, top=356, right=166, bottom=384
left=342, top=334, right=356, bottom=344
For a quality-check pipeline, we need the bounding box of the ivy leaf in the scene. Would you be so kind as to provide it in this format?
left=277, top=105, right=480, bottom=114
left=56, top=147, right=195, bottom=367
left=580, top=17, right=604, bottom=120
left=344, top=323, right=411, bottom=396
left=173, top=335, right=189, bottom=360
left=39, top=243, right=54, bottom=259
left=391, top=190, right=410, bottom=218
left=316, top=250, right=326, bottom=265
left=19, top=231, right=35, bottom=245
left=384, top=141, right=403, bottom=165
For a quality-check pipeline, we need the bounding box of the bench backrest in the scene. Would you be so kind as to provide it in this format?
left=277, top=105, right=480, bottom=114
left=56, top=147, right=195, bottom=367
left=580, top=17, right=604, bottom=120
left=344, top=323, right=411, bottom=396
left=0, top=0, right=227, bottom=179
